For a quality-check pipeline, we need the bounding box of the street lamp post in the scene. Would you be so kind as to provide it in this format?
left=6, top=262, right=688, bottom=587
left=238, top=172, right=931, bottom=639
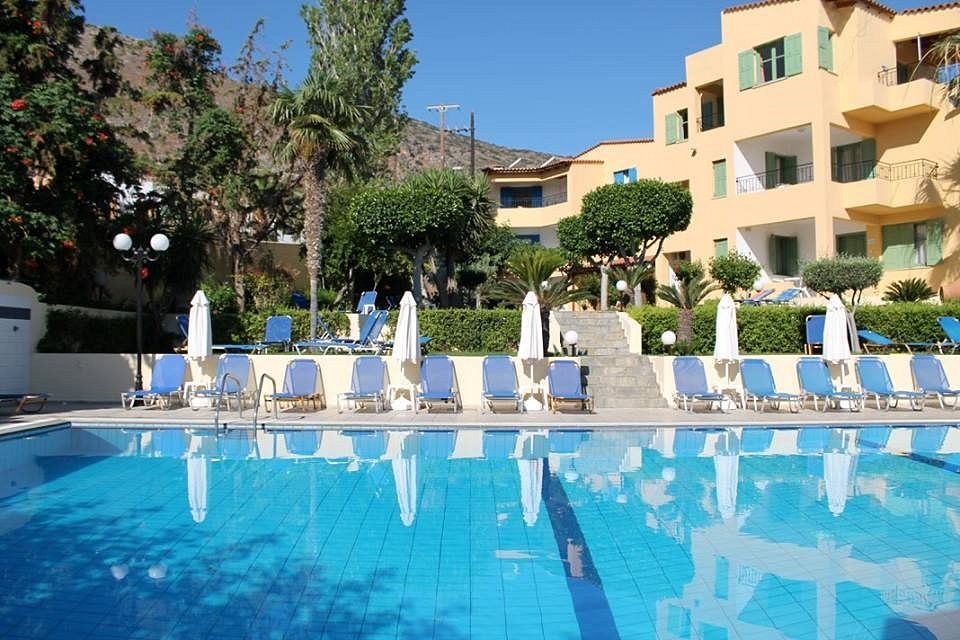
left=113, top=232, right=169, bottom=390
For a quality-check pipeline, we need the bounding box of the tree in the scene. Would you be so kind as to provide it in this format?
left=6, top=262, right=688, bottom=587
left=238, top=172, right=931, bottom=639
left=657, top=262, right=719, bottom=344
left=457, top=225, right=525, bottom=308
left=800, top=255, right=882, bottom=307
left=709, top=251, right=761, bottom=295
left=558, top=179, right=692, bottom=307
left=922, top=31, right=960, bottom=105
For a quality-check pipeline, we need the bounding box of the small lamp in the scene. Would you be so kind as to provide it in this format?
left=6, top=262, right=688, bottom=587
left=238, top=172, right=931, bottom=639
left=149, top=233, right=170, bottom=252
left=661, top=330, right=677, bottom=348
left=563, top=330, right=579, bottom=356
left=112, top=232, right=133, bottom=252
left=615, top=279, right=628, bottom=292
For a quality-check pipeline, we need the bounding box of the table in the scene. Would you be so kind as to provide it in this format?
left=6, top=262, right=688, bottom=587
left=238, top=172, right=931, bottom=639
left=387, top=383, right=417, bottom=411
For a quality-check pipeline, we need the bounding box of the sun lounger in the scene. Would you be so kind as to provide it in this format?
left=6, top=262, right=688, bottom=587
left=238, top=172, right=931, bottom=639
left=0, top=393, right=48, bottom=415
left=214, top=315, right=292, bottom=353
left=481, top=355, right=523, bottom=413
left=855, top=356, right=924, bottom=410
left=805, top=315, right=825, bottom=354
left=740, top=358, right=801, bottom=412
left=264, top=359, right=324, bottom=412
left=761, top=288, right=803, bottom=305
left=546, top=360, right=594, bottom=413
left=738, top=288, right=774, bottom=306
left=741, top=428, right=774, bottom=453
left=193, top=354, right=252, bottom=410
left=672, top=356, right=730, bottom=412
left=796, top=357, right=863, bottom=411
left=296, top=310, right=388, bottom=354
left=356, top=290, right=378, bottom=314
left=857, top=329, right=933, bottom=354
left=337, top=356, right=386, bottom=413
left=910, top=354, right=960, bottom=409
left=121, top=354, right=188, bottom=410
left=344, top=430, right=387, bottom=461
left=937, top=316, right=960, bottom=353
left=418, top=355, right=461, bottom=412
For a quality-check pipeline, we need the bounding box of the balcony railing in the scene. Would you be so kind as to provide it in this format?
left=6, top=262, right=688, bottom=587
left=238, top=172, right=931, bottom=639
left=735, top=163, right=814, bottom=195
left=876, top=62, right=958, bottom=86
left=498, top=191, right=567, bottom=208
left=696, top=112, right=725, bottom=132
left=832, top=159, right=938, bottom=183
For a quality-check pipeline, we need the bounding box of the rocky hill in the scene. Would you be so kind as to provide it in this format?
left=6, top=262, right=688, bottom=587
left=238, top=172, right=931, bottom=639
left=79, top=26, right=554, bottom=176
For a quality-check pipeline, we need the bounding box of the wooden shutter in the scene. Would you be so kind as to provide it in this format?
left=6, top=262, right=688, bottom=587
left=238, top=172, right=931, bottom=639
left=714, top=238, right=729, bottom=257
left=628, top=167, right=637, bottom=182
left=882, top=223, right=914, bottom=269
left=713, top=160, right=727, bottom=197
left=783, top=236, right=799, bottom=276
left=769, top=235, right=782, bottom=274
left=782, top=155, right=798, bottom=184
left=925, top=219, right=944, bottom=265
left=500, top=187, right=513, bottom=207
left=702, top=101, right=713, bottom=129
left=784, top=33, right=803, bottom=77
left=831, top=146, right=841, bottom=181
left=765, top=151, right=778, bottom=189
left=665, top=113, right=679, bottom=144
left=837, top=232, right=867, bottom=257
left=817, top=27, right=833, bottom=71
left=860, top=139, right=877, bottom=179
left=738, top=50, right=756, bottom=90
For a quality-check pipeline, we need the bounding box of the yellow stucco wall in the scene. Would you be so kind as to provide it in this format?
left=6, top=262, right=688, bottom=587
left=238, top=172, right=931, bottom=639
left=485, top=0, right=960, bottom=300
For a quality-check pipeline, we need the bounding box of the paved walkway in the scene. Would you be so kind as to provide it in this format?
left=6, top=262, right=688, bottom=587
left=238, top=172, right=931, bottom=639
left=2, top=401, right=957, bottom=435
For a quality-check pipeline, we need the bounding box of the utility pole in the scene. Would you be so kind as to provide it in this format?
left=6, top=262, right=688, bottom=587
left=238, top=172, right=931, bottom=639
left=450, top=111, right=476, bottom=177
left=427, top=103, right=459, bottom=168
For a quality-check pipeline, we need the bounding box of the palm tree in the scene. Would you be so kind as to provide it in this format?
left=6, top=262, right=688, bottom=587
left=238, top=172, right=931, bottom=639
left=610, top=262, right=656, bottom=306
left=269, top=71, right=361, bottom=339
left=657, top=273, right=719, bottom=344
left=924, top=31, right=960, bottom=105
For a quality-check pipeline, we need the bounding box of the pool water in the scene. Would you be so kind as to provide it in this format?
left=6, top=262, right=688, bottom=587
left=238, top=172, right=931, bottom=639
left=0, top=425, right=959, bottom=639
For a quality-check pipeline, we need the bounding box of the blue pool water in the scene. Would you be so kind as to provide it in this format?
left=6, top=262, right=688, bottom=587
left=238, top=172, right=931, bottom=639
left=1, top=425, right=959, bottom=639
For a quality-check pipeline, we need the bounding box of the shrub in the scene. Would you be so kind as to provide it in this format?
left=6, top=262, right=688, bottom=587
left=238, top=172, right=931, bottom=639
left=883, top=278, right=935, bottom=303
left=389, top=309, right=522, bottom=353
left=244, top=267, right=295, bottom=312
left=201, top=279, right=238, bottom=315
left=220, top=309, right=349, bottom=344
left=801, top=255, right=882, bottom=304
left=674, top=260, right=704, bottom=284
left=709, top=252, right=761, bottom=295
left=38, top=309, right=171, bottom=353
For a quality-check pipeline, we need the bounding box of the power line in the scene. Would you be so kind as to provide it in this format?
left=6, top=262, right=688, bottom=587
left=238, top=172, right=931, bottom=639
left=426, top=103, right=460, bottom=168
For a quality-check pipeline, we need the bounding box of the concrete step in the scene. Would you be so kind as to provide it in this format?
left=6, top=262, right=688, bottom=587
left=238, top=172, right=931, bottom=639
left=595, top=397, right=668, bottom=409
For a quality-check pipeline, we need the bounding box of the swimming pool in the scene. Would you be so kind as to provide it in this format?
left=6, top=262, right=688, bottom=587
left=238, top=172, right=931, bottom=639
left=0, top=424, right=958, bottom=639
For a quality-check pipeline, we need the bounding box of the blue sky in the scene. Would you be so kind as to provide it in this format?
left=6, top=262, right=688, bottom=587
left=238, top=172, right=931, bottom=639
left=84, top=0, right=922, bottom=157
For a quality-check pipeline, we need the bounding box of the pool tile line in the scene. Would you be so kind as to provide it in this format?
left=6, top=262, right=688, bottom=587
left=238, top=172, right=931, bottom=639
left=541, top=458, right=621, bottom=640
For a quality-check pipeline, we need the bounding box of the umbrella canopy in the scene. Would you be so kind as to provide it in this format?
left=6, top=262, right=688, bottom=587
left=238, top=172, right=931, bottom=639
left=518, top=458, right=544, bottom=527
left=187, top=290, right=212, bottom=359
left=824, top=451, right=853, bottom=516
left=713, top=293, right=739, bottom=363
left=822, top=294, right=851, bottom=363
left=392, top=291, right=420, bottom=365
left=187, top=455, right=209, bottom=524
left=517, top=291, right=544, bottom=362
left=391, top=455, right=418, bottom=527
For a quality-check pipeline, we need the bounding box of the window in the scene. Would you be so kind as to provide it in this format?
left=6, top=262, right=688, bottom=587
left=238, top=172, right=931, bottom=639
left=881, top=220, right=943, bottom=269
left=712, top=159, right=727, bottom=197
left=739, top=33, right=802, bottom=90
left=514, top=234, right=541, bottom=245
left=769, top=234, right=799, bottom=276
left=714, top=238, right=729, bottom=257
left=764, top=152, right=798, bottom=188
left=831, top=139, right=876, bottom=182
left=614, top=168, right=637, bottom=184
left=665, top=109, right=689, bottom=145
left=499, top=186, right=542, bottom=208
left=836, top=232, right=867, bottom=257
left=818, top=26, right=834, bottom=72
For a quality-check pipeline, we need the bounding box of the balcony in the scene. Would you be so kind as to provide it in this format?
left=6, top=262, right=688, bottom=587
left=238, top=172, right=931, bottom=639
left=842, top=63, right=942, bottom=124
left=696, top=112, right=725, bottom=132
left=736, top=163, right=814, bottom=195
left=497, top=191, right=567, bottom=209
left=838, top=159, right=941, bottom=215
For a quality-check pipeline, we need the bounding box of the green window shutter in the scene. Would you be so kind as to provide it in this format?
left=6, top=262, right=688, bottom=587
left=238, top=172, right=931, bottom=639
left=837, top=232, right=867, bottom=257
left=831, top=146, right=841, bottom=181
left=817, top=27, right=833, bottom=71
left=925, top=219, right=944, bottom=265
left=784, top=33, right=803, bottom=77
left=860, top=139, right=877, bottom=179
left=783, top=236, right=799, bottom=276
left=713, top=160, right=727, bottom=197
left=702, top=100, right=713, bottom=128
left=738, top=50, right=756, bottom=90
left=665, top=112, right=678, bottom=145
left=714, top=238, right=729, bottom=257
left=882, top=223, right=914, bottom=269
left=765, top=151, right=778, bottom=189
left=769, top=235, right=781, bottom=274
left=782, top=155, right=798, bottom=184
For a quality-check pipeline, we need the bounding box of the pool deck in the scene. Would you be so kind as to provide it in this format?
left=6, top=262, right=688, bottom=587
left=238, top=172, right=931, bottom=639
left=2, top=401, right=958, bottom=435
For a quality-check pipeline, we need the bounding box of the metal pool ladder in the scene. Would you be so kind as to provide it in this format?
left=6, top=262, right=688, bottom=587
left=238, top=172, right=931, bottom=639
left=251, top=373, right=279, bottom=429
left=212, top=372, right=244, bottom=433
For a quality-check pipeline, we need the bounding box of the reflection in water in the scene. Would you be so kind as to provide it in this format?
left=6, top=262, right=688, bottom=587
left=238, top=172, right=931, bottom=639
left=2, top=424, right=960, bottom=639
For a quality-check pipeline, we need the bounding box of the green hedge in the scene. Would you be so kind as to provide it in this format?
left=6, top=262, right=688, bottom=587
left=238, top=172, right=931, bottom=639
left=214, top=309, right=349, bottom=344
left=389, top=309, right=522, bottom=353
left=629, top=301, right=960, bottom=355
left=38, top=309, right=171, bottom=353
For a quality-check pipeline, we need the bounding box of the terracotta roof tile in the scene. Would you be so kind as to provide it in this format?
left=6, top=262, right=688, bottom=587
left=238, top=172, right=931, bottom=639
left=482, top=158, right=610, bottom=175
left=651, top=81, right=687, bottom=96
left=723, top=0, right=800, bottom=15
left=899, top=2, right=960, bottom=14
left=575, top=138, right=654, bottom=157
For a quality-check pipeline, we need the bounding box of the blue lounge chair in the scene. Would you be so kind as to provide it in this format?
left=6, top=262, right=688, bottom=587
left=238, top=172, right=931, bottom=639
left=356, top=290, right=378, bottom=313
left=483, top=430, right=519, bottom=459
left=858, top=329, right=933, bottom=354
left=910, top=354, right=960, bottom=409
left=740, top=358, right=802, bottom=412
left=193, top=354, right=252, bottom=410
left=418, top=355, right=461, bottom=412
left=337, top=356, right=386, bottom=413
left=762, top=288, right=803, bottom=305
left=741, top=429, right=774, bottom=453
left=796, top=357, right=863, bottom=411
left=419, top=430, right=456, bottom=459
left=672, top=356, right=729, bottom=412
left=264, top=359, right=323, bottom=412
left=0, top=393, right=48, bottom=414
left=290, top=292, right=309, bottom=309
left=296, top=311, right=389, bottom=354
left=481, top=355, right=523, bottom=413
left=121, top=354, right=188, bottom=409
left=546, top=360, right=594, bottom=413
left=805, top=315, right=825, bottom=354
left=283, top=431, right=319, bottom=456
left=738, top=288, right=774, bottom=306
left=855, top=356, right=924, bottom=410
left=215, top=315, right=293, bottom=353
left=937, top=316, right=960, bottom=353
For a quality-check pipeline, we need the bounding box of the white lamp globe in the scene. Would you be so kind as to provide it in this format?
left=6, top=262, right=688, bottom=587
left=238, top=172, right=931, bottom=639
left=661, top=330, right=677, bottom=346
left=540, top=280, right=549, bottom=290
left=661, top=467, right=677, bottom=482
left=563, top=330, right=579, bottom=346
left=616, top=279, right=628, bottom=292
left=112, top=232, right=132, bottom=252
left=150, top=233, right=170, bottom=252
